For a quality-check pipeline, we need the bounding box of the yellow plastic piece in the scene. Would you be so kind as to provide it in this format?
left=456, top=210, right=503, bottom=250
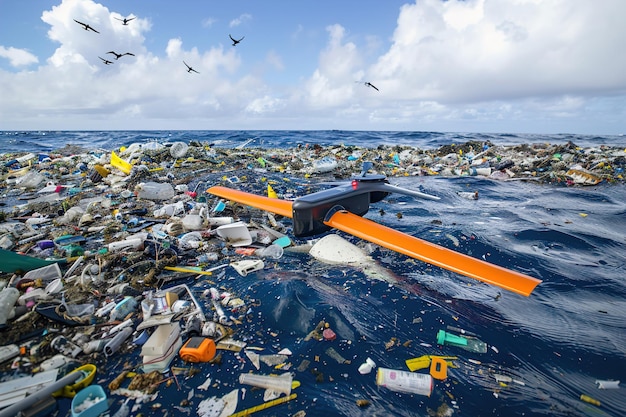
left=164, top=266, right=212, bottom=276
left=405, top=355, right=457, bottom=372
left=229, top=393, right=297, bottom=417
left=405, top=355, right=432, bottom=371
left=53, top=364, right=97, bottom=398
left=267, top=184, right=278, bottom=199
left=580, top=394, right=601, bottom=406
left=110, top=151, right=132, bottom=175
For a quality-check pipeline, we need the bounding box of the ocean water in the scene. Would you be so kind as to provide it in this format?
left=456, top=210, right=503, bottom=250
left=1, top=131, right=625, bottom=417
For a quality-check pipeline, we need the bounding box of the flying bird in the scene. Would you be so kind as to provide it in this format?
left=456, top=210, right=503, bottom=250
left=364, top=82, right=379, bottom=91
left=99, top=57, right=113, bottom=65
left=107, top=51, right=135, bottom=60
left=183, top=61, right=199, bottom=74
left=74, top=19, right=99, bottom=33
left=229, top=34, right=245, bottom=46
left=115, top=17, right=135, bottom=26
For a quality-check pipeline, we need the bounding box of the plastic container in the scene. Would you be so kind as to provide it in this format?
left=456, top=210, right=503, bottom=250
left=109, top=297, right=138, bottom=322
left=142, top=323, right=181, bottom=356
left=142, top=337, right=183, bottom=373
left=436, top=329, right=487, bottom=353
left=179, top=337, right=216, bottom=362
left=239, top=373, right=293, bottom=395
left=135, top=182, right=175, bottom=201
left=71, top=385, right=108, bottom=417
left=230, top=259, right=265, bottom=277
left=376, top=368, right=433, bottom=396
left=216, top=221, right=252, bottom=246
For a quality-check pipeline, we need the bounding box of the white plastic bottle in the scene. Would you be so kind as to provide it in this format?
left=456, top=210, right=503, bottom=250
left=376, top=367, right=433, bottom=396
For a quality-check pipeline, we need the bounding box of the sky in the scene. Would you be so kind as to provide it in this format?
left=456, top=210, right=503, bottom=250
left=0, top=0, right=625, bottom=134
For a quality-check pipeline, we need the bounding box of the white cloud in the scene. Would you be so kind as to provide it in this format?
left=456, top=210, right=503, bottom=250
left=202, top=17, right=217, bottom=28
left=302, top=24, right=363, bottom=108
left=373, top=0, right=626, bottom=103
left=0, top=46, right=39, bottom=67
left=229, top=14, right=252, bottom=28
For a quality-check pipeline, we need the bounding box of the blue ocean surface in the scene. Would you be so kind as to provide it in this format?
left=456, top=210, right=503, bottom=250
left=1, top=131, right=625, bottom=417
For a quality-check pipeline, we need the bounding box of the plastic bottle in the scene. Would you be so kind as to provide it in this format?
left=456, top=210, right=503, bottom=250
left=107, top=238, right=144, bottom=253
left=0, top=288, right=19, bottom=327
left=436, top=329, right=487, bottom=353
left=254, top=244, right=284, bottom=259
left=135, top=182, right=175, bottom=200
left=376, top=368, right=433, bottom=396
left=358, top=357, right=377, bottom=375
left=170, top=142, right=189, bottom=158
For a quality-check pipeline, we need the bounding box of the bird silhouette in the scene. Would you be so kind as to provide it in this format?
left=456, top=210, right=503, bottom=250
left=229, top=34, right=245, bottom=46
left=74, top=19, right=99, bottom=33
left=107, top=51, right=135, bottom=60
left=99, top=57, right=113, bottom=65
left=183, top=61, right=199, bottom=74
left=115, top=17, right=135, bottom=26
left=364, top=82, right=379, bottom=91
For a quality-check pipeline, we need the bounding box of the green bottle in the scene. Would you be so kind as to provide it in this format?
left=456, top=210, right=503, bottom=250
left=437, top=330, right=487, bottom=353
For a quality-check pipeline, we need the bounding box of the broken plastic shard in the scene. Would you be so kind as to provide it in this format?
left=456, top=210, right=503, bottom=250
left=595, top=379, right=620, bottom=389
left=326, top=347, right=349, bottom=364
left=259, top=354, right=288, bottom=367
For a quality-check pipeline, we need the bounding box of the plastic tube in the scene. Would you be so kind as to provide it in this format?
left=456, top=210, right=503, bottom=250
left=104, top=327, right=133, bottom=357
left=239, top=373, right=293, bottom=395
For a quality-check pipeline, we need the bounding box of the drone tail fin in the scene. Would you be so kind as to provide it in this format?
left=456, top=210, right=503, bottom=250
left=324, top=209, right=541, bottom=296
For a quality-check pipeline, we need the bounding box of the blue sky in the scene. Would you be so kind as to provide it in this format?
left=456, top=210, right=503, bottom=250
left=1, top=0, right=625, bottom=134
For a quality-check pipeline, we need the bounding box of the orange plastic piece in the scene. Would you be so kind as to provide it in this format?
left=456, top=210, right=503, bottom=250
left=179, top=337, right=216, bottom=363
left=207, top=186, right=293, bottom=218
left=429, top=356, right=448, bottom=380
left=324, top=210, right=542, bottom=296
